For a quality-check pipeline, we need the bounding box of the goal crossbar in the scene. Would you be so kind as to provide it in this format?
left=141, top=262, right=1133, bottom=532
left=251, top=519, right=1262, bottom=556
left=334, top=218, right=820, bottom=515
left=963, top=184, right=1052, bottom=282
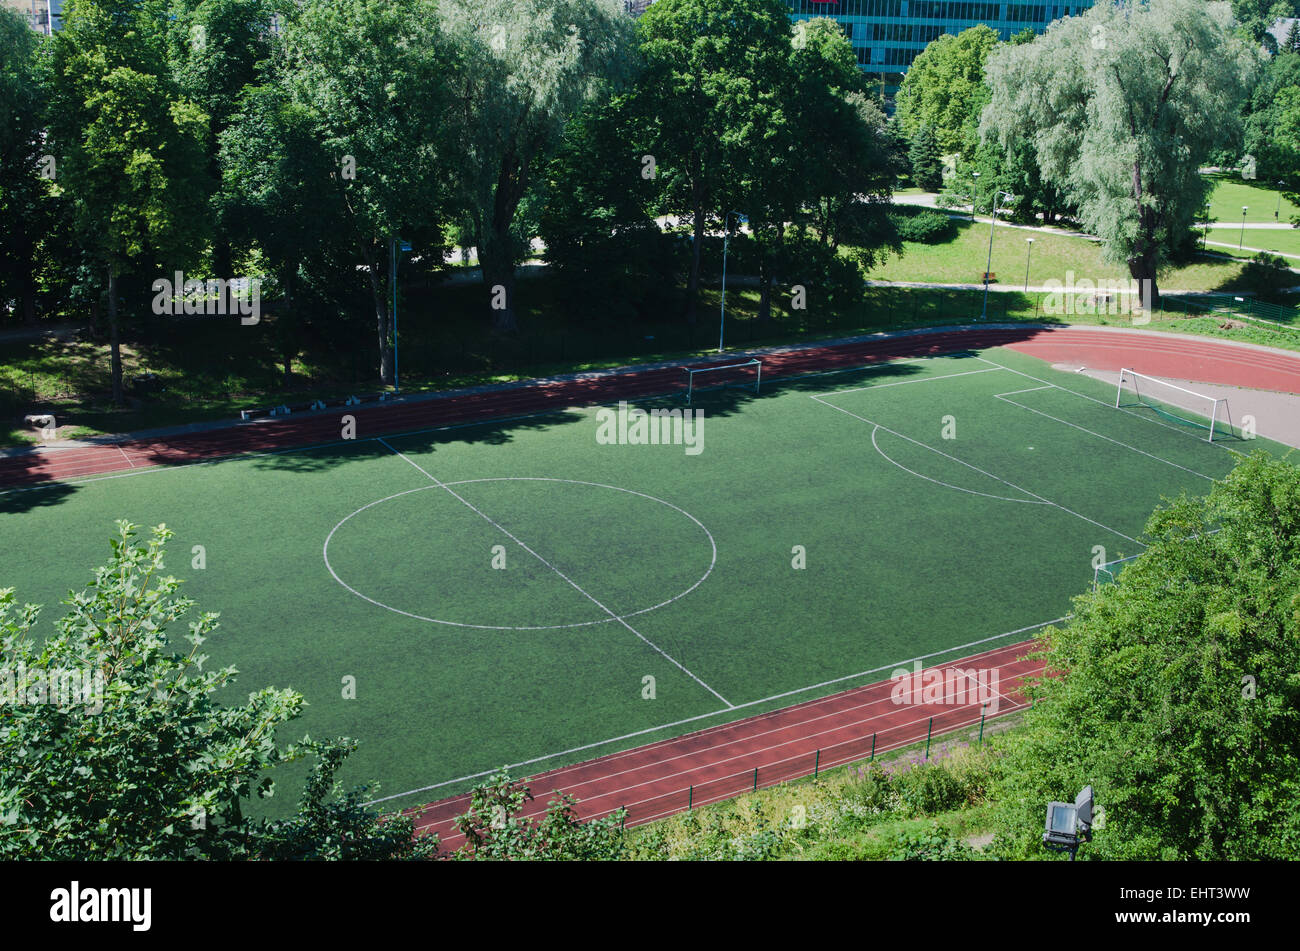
left=683, top=359, right=762, bottom=404
left=1115, top=368, right=1233, bottom=442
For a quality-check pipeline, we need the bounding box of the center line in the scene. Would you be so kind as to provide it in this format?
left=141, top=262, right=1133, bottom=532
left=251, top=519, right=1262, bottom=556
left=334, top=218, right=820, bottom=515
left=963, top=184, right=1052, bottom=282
left=377, top=438, right=733, bottom=708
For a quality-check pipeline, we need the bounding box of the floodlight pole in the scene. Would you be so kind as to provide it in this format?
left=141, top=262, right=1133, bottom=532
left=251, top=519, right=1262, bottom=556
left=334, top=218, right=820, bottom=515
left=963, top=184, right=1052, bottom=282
left=391, top=237, right=411, bottom=393
left=980, top=190, right=1015, bottom=321
left=1239, top=206, right=1248, bottom=250
left=1024, top=238, right=1034, bottom=292
left=719, top=211, right=741, bottom=353
left=1277, top=182, right=1285, bottom=220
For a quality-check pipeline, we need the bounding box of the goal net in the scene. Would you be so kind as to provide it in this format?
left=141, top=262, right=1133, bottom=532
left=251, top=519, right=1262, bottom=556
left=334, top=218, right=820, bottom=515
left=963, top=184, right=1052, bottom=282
left=682, top=359, right=762, bottom=403
left=1115, top=369, right=1234, bottom=442
left=1093, top=553, right=1140, bottom=589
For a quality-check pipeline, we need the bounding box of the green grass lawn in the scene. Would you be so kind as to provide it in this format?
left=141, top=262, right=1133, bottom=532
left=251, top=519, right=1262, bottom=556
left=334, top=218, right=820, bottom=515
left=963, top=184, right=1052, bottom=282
left=1204, top=175, right=1300, bottom=225
left=1204, top=225, right=1300, bottom=258
left=1, top=347, right=1282, bottom=813
left=867, top=219, right=1250, bottom=291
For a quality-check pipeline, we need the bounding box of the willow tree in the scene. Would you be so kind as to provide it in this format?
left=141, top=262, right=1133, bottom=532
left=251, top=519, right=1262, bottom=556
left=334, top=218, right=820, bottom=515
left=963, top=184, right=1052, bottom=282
left=439, top=0, right=633, bottom=333
left=982, top=0, right=1257, bottom=312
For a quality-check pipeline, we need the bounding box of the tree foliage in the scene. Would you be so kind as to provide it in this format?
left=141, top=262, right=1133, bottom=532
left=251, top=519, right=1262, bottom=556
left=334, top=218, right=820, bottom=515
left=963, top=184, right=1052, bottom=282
left=982, top=0, right=1257, bottom=310
left=990, top=452, right=1300, bottom=860
left=0, top=522, right=437, bottom=860
left=895, top=25, right=1000, bottom=158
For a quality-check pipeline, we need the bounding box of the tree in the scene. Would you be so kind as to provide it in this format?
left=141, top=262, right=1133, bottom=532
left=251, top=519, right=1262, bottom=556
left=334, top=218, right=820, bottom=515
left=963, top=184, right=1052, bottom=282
left=982, top=0, right=1257, bottom=312
left=47, top=0, right=213, bottom=406
left=908, top=126, right=944, bottom=192
left=167, top=0, right=280, bottom=283
left=0, top=522, right=438, bottom=860
left=439, top=0, right=634, bottom=333
left=989, top=452, right=1300, bottom=860
left=277, top=0, right=455, bottom=385
left=452, top=770, right=626, bottom=860
left=635, top=0, right=794, bottom=325
left=894, top=25, right=1000, bottom=159
left=220, top=83, right=352, bottom=384
left=1244, top=52, right=1300, bottom=191
left=0, top=6, right=47, bottom=327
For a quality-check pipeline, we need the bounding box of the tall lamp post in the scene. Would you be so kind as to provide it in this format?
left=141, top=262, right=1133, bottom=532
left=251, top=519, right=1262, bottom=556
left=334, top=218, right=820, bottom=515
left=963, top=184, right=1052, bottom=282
left=719, top=210, right=744, bottom=352
left=1024, top=237, right=1034, bottom=292
left=1239, top=205, right=1248, bottom=251
left=1276, top=182, right=1286, bottom=220
left=980, top=189, right=1016, bottom=321
left=391, top=236, right=411, bottom=393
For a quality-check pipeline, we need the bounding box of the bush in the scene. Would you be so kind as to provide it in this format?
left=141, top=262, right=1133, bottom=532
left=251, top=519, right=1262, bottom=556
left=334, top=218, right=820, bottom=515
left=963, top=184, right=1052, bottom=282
left=890, top=208, right=956, bottom=244
left=890, top=823, right=980, bottom=860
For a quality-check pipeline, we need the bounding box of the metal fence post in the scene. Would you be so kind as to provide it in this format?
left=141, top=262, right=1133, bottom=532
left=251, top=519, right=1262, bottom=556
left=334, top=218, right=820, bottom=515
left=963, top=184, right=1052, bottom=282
left=925, top=716, right=933, bottom=760
left=688, top=785, right=693, bottom=810
left=870, top=732, right=877, bottom=761
left=979, top=704, right=987, bottom=745
left=752, top=767, right=758, bottom=791
left=814, top=749, right=820, bottom=778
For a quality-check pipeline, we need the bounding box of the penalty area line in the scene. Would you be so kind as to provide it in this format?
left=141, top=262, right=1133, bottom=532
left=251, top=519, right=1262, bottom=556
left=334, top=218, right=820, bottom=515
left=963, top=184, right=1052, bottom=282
left=375, top=437, right=733, bottom=709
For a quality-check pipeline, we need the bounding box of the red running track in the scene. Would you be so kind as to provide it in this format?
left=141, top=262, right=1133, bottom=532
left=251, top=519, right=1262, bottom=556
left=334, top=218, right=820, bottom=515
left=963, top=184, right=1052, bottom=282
left=1003, top=326, right=1300, bottom=395
left=4, top=325, right=1297, bottom=492
left=6, top=324, right=1296, bottom=847
left=407, top=639, right=1045, bottom=853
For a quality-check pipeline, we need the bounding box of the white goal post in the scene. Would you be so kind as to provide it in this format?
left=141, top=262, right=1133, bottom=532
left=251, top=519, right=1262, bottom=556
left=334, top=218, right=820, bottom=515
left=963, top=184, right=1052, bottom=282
left=1115, top=368, right=1233, bottom=442
left=682, top=358, right=762, bottom=404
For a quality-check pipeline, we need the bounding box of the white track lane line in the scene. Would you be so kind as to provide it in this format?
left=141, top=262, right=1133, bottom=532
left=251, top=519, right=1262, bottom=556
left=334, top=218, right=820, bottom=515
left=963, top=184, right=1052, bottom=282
left=376, top=438, right=733, bottom=709
left=366, top=615, right=1064, bottom=806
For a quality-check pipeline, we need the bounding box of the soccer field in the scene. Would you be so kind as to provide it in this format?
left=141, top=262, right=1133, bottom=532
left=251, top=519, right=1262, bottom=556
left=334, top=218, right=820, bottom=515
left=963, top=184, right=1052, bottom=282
left=0, top=347, right=1275, bottom=811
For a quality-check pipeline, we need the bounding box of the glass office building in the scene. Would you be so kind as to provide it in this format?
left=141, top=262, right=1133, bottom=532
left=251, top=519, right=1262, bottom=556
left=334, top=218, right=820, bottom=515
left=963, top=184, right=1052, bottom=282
left=789, top=0, right=1097, bottom=100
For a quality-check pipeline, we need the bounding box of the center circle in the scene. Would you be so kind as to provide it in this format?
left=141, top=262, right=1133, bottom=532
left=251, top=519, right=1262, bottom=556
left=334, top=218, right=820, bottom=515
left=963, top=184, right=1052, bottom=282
left=323, top=477, right=716, bottom=630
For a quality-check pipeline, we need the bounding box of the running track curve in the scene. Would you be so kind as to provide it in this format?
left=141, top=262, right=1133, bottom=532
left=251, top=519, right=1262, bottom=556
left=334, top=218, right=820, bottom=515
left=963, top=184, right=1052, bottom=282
left=6, top=324, right=1298, bottom=850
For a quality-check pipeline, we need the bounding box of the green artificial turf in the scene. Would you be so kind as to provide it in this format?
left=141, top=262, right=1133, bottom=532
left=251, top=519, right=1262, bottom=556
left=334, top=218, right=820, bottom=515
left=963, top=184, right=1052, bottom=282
left=0, top=347, right=1284, bottom=813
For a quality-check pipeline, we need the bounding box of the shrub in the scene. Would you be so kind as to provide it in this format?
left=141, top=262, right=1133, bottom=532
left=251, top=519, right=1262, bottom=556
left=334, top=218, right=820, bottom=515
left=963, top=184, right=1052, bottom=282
left=890, top=208, right=956, bottom=244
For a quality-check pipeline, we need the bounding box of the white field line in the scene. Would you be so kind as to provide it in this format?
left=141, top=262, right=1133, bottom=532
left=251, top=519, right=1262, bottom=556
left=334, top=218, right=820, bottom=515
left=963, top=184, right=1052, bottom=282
left=366, top=616, right=1064, bottom=807
left=441, top=643, right=1036, bottom=809
left=117, top=445, right=135, bottom=468
left=870, top=426, right=1047, bottom=505
left=993, top=390, right=1217, bottom=481
left=810, top=393, right=1141, bottom=544
left=816, top=365, right=1004, bottom=398
left=428, top=637, right=1039, bottom=805
left=971, top=354, right=1237, bottom=452
left=376, top=438, right=732, bottom=709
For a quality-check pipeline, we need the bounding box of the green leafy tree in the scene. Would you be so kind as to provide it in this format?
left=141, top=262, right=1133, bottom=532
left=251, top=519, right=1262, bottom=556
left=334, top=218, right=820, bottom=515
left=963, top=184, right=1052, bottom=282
left=167, top=0, right=280, bottom=282
left=990, top=452, right=1300, bottom=860
left=439, top=0, right=634, bottom=333
left=220, top=83, right=352, bottom=384
left=0, top=522, right=437, bottom=860
left=895, top=25, right=1000, bottom=159
left=277, top=0, right=454, bottom=385
left=982, top=0, right=1257, bottom=311
left=452, top=770, right=626, bottom=860
left=908, top=125, right=944, bottom=192
left=635, top=0, right=793, bottom=325
left=0, top=7, right=47, bottom=327
left=1244, top=52, right=1300, bottom=193
left=47, top=0, right=213, bottom=405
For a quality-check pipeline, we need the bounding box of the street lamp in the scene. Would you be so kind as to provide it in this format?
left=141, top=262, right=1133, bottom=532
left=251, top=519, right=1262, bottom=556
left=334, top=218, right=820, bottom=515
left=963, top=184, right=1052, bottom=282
left=719, top=211, right=744, bottom=352
left=390, top=236, right=411, bottom=393
left=1024, top=237, right=1034, bottom=292
left=1239, top=206, right=1248, bottom=251
left=1277, top=182, right=1286, bottom=220
left=981, top=190, right=1016, bottom=321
